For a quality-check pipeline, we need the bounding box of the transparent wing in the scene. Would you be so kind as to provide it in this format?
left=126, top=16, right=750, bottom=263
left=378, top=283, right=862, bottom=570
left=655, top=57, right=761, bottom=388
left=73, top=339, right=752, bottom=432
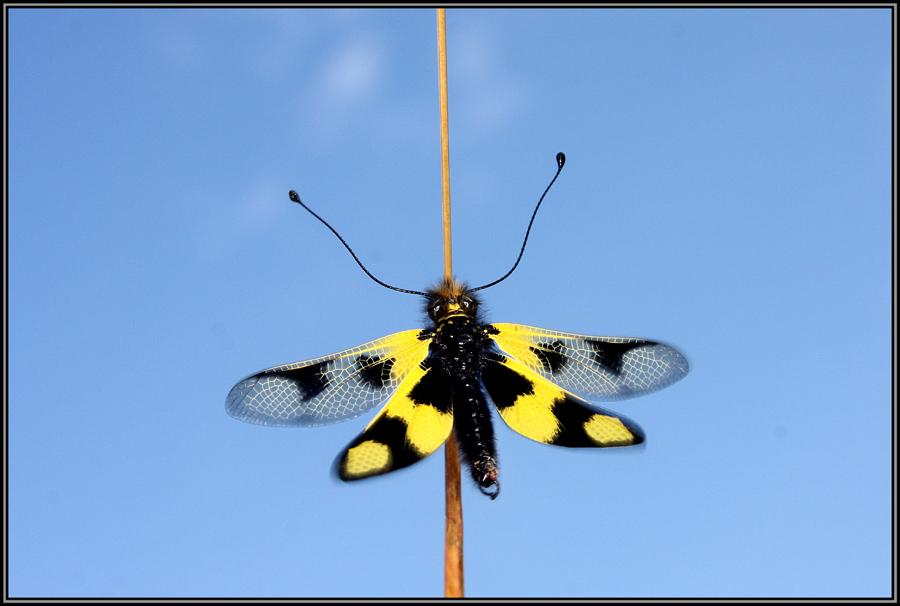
left=489, top=323, right=689, bottom=401
left=226, top=329, right=432, bottom=427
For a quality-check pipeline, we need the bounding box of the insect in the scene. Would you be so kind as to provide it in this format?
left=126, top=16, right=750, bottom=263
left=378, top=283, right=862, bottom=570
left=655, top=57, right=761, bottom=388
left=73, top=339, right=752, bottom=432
left=226, top=153, right=689, bottom=499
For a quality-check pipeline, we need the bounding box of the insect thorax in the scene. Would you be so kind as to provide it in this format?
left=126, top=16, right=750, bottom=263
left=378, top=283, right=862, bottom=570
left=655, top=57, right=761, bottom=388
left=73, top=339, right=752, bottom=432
left=431, top=314, right=493, bottom=379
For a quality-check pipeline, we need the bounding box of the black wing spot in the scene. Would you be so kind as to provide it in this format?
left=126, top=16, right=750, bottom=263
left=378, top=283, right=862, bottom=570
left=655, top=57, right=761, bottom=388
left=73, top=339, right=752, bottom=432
left=530, top=340, right=567, bottom=374
left=587, top=340, right=652, bottom=376
left=480, top=355, right=534, bottom=410
left=408, top=365, right=453, bottom=414
left=546, top=394, right=596, bottom=447
left=355, top=355, right=395, bottom=390
left=278, top=361, right=330, bottom=401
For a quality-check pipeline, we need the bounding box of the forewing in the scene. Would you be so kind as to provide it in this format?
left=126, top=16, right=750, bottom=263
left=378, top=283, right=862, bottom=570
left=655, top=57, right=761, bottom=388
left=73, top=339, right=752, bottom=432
left=226, top=330, right=431, bottom=427
left=482, top=353, right=644, bottom=448
left=337, top=358, right=454, bottom=481
left=490, top=323, right=689, bottom=401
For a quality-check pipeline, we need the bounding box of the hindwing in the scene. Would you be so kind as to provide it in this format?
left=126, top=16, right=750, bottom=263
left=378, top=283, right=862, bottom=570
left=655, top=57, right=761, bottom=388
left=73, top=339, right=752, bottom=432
left=226, top=330, right=431, bottom=427
left=489, top=323, right=689, bottom=401
left=482, top=353, right=644, bottom=448
left=337, top=358, right=454, bottom=481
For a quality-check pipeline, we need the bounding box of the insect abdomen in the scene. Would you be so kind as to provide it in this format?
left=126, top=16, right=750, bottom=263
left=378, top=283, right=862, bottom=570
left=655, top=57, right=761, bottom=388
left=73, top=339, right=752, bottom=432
left=433, top=312, right=501, bottom=499
left=451, top=374, right=499, bottom=499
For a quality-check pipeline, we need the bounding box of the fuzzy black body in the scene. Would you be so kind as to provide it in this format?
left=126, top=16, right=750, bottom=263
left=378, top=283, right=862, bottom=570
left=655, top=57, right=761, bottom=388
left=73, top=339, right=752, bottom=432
left=426, top=286, right=501, bottom=498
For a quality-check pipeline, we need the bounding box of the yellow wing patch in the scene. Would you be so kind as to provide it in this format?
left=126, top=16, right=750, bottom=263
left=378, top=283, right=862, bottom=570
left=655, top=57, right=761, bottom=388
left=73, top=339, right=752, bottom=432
left=491, top=366, right=564, bottom=443
left=337, top=358, right=454, bottom=481
left=343, top=441, right=392, bottom=478
left=481, top=353, right=644, bottom=448
left=583, top=415, right=636, bottom=445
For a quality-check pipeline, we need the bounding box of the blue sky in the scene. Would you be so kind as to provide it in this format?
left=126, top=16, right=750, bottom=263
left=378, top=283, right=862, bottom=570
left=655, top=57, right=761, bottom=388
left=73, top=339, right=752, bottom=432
left=8, top=7, right=892, bottom=599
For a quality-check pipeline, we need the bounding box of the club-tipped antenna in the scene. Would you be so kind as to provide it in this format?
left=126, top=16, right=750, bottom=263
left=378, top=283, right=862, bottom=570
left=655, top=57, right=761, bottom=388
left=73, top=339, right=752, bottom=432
left=469, top=152, right=566, bottom=293
left=288, top=190, right=427, bottom=296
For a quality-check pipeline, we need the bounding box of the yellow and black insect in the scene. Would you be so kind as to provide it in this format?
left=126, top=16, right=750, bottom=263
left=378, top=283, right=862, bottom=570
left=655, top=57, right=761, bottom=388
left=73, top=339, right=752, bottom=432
left=226, top=153, right=689, bottom=499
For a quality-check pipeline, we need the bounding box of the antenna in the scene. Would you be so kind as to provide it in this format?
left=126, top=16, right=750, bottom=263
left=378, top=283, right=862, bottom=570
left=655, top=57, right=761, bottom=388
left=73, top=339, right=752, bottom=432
left=469, top=152, right=566, bottom=293
left=288, top=190, right=427, bottom=296
left=289, top=151, right=564, bottom=298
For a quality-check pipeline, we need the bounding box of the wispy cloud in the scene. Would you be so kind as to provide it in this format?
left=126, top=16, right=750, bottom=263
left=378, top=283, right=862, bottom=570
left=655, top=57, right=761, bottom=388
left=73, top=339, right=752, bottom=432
left=321, top=38, right=384, bottom=101
left=298, top=36, right=386, bottom=141
left=449, top=25, right=529, bottom=134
